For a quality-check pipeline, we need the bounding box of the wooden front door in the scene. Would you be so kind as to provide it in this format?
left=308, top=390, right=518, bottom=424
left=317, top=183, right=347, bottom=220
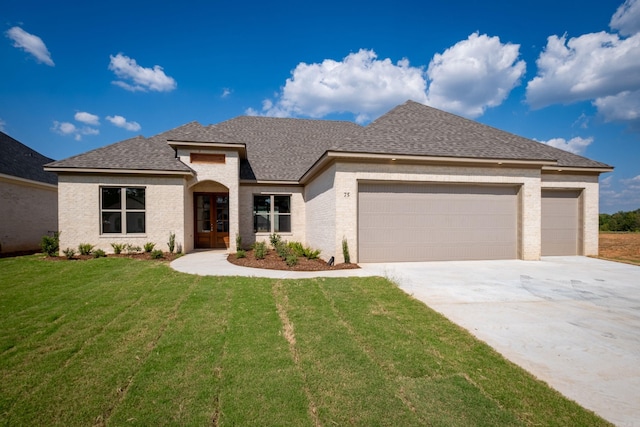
left=195, top=193, right=229, bottom=249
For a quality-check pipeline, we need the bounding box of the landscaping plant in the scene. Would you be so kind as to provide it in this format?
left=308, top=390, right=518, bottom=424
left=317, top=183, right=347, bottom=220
left=150, top=249, right=164, bottom=259
left=342, top=238, right=351, bottom=264
left=253, top=241, right=268, bottom=260
left=63, top=247, right=75, bottom=259
left=111, top=243, right=125, bottom=254
left=168, top=232, right=176, bottom=253
left=40, top=231, right=60, bottom=257
left=143, top=242, right=156, bottom=253
left=93, top=249, right=106, bottom=258
left=78, top=243, right=94, bottom=256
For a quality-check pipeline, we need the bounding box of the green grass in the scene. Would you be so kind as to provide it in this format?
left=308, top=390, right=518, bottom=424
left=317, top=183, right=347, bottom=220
left=0, top=255, right=610, bottom=426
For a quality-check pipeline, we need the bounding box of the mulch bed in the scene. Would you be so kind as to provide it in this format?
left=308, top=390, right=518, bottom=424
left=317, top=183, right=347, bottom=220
left=43, top=252, right=181, bottom=262
left=227, top=249, right=359, bottom=271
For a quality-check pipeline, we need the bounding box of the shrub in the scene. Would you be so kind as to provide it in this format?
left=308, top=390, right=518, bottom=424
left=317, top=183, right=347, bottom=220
left=176, top=243, right=183, bottom=254
left=285, top=254, right=298, bottom=267
left=78, top=243, right=94, bottom=256
left=342, top=238, right=351, bottom=264
left=288, top=241, right=305, bottom=257
left=63, top=247, right=75, bottom=259
left=275, top=241, right=291, bottom=259
left=235, top=233, right=242, bottom=250
left=111, top=243, right=125, bottom=254
left=304, top=247, right=321, bottom=260
left=41, top=231, right=60, bottom=257
left=143, top=242, right=156, bottom=253
left=236, top=249, right=246, bottom=258
left=125, top=244, right=141, bottom=254
left=269, top=233, right=282, bottom=249
left=253, top=241, right=268, bottom=260
left=93, top=249, right=106, bottom=258
left=150, top=249, right=164, bottom=259
left=168, top=232, right=176, bottom=253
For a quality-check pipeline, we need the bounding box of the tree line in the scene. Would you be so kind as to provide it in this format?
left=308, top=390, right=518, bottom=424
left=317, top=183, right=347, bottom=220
left=599, top=209, right=640, bottom=232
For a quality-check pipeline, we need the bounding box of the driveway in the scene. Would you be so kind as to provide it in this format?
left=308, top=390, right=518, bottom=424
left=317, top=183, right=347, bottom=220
left=361, top=256, right=640, bottom=427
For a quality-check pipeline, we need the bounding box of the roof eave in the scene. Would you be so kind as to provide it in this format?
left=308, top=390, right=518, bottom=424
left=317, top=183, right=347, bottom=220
left=168, top=140, right=247, bottom=157
left=0, top=172, right=57, bottom=189
left=43, top=167, right=194, bottom=176
left=542, top=165, right=614, bottom=174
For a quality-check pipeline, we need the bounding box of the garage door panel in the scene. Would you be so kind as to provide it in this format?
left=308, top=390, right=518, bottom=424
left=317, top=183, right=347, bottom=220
left=541, top=190, right=581, bottom=256
left=358, top=183, right=518, bottom=262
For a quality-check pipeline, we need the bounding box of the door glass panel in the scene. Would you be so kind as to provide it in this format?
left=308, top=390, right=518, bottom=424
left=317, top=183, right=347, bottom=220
left=216, top=195, right=229, bottom=232
left=196, top=195, right=211, bottom=232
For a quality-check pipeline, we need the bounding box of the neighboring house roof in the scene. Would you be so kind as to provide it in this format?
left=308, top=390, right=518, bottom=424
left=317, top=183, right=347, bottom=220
left=44, top=100, right=612, bottom=180
left=0, top=131, right=57, bottom=185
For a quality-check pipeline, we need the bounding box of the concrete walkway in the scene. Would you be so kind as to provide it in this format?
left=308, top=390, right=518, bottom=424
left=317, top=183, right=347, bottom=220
left=171, top=252, right=640, bottom=426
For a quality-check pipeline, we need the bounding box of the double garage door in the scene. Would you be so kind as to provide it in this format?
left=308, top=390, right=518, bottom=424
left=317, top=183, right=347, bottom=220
left=358, top=183, right=519, bottom=262
left=358, top=183, right=583, bottom=262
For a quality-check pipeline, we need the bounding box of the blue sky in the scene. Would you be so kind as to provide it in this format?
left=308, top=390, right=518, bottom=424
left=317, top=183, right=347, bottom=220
left=2, top=0, right=639, bottom=213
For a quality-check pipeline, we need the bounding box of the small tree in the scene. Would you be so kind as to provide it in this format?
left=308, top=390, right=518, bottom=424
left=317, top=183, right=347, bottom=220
left=168, top=232, right=176, bottom=253
left=342, top=238, right=351, bottom=264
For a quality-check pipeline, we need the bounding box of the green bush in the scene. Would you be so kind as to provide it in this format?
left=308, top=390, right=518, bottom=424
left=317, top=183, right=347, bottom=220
left=288, top=241, right=305, bottom=257
left=168, top=232, right=176, bottom=253
left=63, top=247, right=75, bottom=259
left=93, top=249, right=106, bottom=258
left=285, top=254, right=298, bottom=266
left=235, top=233, right=242, bottom=250
left=342, top=238, right=351, bottom=264
left=253, top=241, right=268, bottom=260
left=41, top=231, right=60, bottom=257
left=275, top=241, right=291, bottom=259
left=125, top=244, right=141, bottom=254
left=143, top=242, right=156, bottom=252
left=269, top=233, right=282, bottom=249
left=304, top=247, right=321, bottom=260
left=236, top=249, right=246, bottom=258
left=150, top=249, right=164, bottom=259
left=287, top=241, right=321, bottom=260
left=78, top=243, right=94, bottom=256
left=111, top=243, right=125, bottom=254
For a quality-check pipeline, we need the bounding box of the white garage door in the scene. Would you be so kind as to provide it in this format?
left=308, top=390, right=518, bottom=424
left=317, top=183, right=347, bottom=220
left=541, top=189, right=582, bottom=256
left=358, top=183, right=519, bottom=262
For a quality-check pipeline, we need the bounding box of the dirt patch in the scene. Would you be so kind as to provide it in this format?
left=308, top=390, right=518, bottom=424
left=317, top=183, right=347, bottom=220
left=598, top=233, right=640, bottom=265
left=228, top=249, right=358, bottom=271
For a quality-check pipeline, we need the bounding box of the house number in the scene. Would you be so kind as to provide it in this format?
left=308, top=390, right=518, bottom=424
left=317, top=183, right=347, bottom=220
left=344, top=192, right=350, bottom=198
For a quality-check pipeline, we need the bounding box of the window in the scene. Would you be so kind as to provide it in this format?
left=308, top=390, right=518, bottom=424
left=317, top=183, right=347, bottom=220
left=253, top=195, right=291, bottom=233
left=101, top=187, right=145, bottom=234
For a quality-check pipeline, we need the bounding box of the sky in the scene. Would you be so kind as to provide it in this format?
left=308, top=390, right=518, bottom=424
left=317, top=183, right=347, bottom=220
left=1, top=0, right=639, bottom=213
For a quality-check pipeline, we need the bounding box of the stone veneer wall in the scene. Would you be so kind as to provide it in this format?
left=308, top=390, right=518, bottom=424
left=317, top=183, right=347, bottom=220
left=0, top=176, right=57, bottom=253
left=57, top=174, right=187, bottom=254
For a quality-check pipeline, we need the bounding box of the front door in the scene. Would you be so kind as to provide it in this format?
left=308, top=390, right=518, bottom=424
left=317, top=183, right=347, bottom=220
left=195, top=193, right=229, bottom=248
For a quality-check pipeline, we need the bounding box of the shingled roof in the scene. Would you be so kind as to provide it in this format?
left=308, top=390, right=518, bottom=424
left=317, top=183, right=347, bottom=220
left=45, top=100, right=611, bottom=181
left=0, top=131, right=57, bottom=185
left=335, top=101, right=611, bottom=169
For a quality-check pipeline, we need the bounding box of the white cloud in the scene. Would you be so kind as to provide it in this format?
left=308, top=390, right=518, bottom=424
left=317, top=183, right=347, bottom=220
left=108, top=53, right=177, bottom=92
left=526, top=32, right=640, bottom=109
left=5, top=26, right=54, bottom=66
left=611, top=0, right=640, bottom=36
left=593, top=89, right=640, bottom=129
left=425, top=32, right=526, bottom=118
left=251, top=35, right=525, bottom=122
left=252, top=49, right=428, bottom=122
left=221, top=88, right=232, bottom=98
left=52, top=120, right=99, bottom=141
left=106, top=115, right=141, bottom=132
left=540, top=136, right=594, bottom=155
left=601, top=174, right=640, bottom=211
left=74, top=111, right=100, bottom=126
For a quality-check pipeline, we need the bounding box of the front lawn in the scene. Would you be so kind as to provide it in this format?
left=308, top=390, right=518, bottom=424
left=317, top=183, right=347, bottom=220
left=0, top=256, right=609, bottom=426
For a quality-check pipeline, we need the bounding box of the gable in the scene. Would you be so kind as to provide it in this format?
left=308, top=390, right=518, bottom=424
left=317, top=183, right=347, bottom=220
left=0, top=131, right=57, bottom=185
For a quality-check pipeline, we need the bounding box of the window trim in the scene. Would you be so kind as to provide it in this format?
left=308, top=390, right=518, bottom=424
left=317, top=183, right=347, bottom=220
left=100, top=186, right=146, bottom=235
left=253, top=194, right=291, bottom=234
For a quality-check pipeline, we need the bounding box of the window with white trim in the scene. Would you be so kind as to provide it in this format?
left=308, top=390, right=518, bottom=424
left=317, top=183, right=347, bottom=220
left=253, top=195, right=291, bottom=233
left=101, top=187, right=146, bottom=234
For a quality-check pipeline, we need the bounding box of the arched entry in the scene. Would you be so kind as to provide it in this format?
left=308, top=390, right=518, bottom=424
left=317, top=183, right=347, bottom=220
left=192, top=181, right=229, bottom=249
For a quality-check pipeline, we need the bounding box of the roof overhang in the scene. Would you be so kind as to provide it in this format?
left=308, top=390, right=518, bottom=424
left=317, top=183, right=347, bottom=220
left=0, top=172, right=57, bottom=189
left=542, top=165, right=614, bottom=174
left=300, top=151, right=557, bottom=184
left=43, top=167, right=194, bottom=176
left=239, top=179, right=300, bottom=186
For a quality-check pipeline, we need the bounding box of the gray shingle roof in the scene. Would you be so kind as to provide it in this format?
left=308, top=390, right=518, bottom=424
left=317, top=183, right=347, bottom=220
left=213, top=116, right=362, bottom=181
left=0, top=131, right=57, bottom=185
left=45, top=100, right=612, bottom=180
left=336, top=101, right=611, bottom=168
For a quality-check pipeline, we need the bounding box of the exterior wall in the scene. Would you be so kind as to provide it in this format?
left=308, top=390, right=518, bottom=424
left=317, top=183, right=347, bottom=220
left=0, top=176, right=57, bottom=254
left=326, top=161, right=543, bottom=263
left=57, top=174, right=187, bottom=254
left=541, top=172, right=600, bottom=256
left=239, top=184, right=306, bottom=248
left=304, top=164, right=337, bottom=261
left=178, top=148, right=240, bottom=252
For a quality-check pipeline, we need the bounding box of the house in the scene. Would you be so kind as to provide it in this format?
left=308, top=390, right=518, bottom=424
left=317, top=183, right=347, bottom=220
left=44, top=100, right=612, bottom=262
left=0, top=131, right=58, bottom=255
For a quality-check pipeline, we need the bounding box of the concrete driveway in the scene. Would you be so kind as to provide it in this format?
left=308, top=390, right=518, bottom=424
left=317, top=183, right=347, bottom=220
left=360, top=256, right=640, bottom=427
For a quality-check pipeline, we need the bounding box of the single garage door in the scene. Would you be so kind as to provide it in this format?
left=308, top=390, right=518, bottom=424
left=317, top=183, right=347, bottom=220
left=358, top=183, right=519, bottom=262
left=541, top=189, right=582, bottom=256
